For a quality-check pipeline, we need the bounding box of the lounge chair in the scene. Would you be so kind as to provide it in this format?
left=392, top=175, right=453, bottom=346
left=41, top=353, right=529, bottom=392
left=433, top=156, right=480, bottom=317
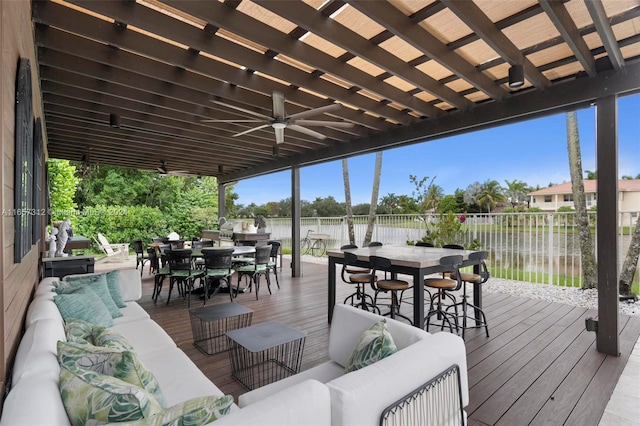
left=94, top=233, right=129, bottom=261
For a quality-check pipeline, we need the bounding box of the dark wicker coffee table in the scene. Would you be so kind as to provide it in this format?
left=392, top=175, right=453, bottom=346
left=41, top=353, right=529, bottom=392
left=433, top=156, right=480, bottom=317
left=226, top=321, right=306, bottom=390
left=189, top=303, right=253, bottom=355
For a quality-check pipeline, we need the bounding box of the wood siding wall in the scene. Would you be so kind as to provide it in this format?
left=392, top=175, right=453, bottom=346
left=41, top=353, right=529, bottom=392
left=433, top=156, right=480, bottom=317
left=1, top=0, right=46, bottom=400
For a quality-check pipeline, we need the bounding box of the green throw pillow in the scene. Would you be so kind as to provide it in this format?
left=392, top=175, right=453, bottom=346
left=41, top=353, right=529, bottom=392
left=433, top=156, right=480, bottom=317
left=107, top=395, right=234, bottom=426
left=103, top=270, right=126, bottom=308
left=64, top=318, right=95, bottom=344
left=55, top=286, right=114, bottom=328
left=59, top=363, right=162, bottom=426
left=92, top=325, right=135, bottom=352
left=58, top=273, right=123, bottom=319
left=58, top=341, right=165, bottom=407
left=344, top=320, right=398, bottom=373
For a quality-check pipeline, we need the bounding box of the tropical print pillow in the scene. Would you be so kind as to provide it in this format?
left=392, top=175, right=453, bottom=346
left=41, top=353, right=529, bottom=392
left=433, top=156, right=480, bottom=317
left=59, top=363, right=162, bottom=426
left=58, top=341, right=165, bottom=407
left=344, top=320, right=398, bottom=373
left=64, top=318, right=95, bottom=344
left=104, top=395, right=235, bottom=426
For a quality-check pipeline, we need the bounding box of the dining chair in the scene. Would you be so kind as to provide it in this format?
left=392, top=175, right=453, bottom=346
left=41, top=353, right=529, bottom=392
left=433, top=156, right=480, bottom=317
left=192, top=239, right=214, bottom=269
left=267, top=241, right=281, bottom=289
left=447, top=251, right=490, bottom=338
left=423, top=255, right=464, bottom=335
left=367, top=241, right=383, bottom=247
left=415, top=241, right=434, bottom=247
left=150, top=247, right=171, bottom=303
left=341, top=251, right=378, bottom=313
left=166, top=249, right=205, bottom=307
left=201, top=247, right=236, bottom=304
left=132, top=239, right=150, bottom=277
left=369, top=255, right=412, bottom=324
left=235, top=245, right=272, bottom=300
left=232, top=240, right=256, bottom=268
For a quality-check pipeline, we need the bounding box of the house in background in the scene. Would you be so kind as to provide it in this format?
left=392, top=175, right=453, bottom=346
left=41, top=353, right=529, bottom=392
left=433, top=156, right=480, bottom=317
left=529, top=179, right=640, bottom=222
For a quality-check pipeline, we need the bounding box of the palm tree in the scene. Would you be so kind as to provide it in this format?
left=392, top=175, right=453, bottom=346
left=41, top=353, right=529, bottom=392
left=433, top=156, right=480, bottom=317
left=504, top=179, right=529, bottom=208
left=477, top=180, right=505, bottom=213
left=566, top=111, right=597, bottom=289
left=342, top=159, right=355, bottom=245
left=363, top=152, right=382, bottom=246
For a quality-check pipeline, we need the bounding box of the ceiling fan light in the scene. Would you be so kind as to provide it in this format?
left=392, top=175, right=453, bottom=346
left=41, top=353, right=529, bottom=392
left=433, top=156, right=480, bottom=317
left=271, top=121, right=287, bottom=129
left=109, top=113, right=120, bottom=128
left=508, top=65, right=524, bottom=88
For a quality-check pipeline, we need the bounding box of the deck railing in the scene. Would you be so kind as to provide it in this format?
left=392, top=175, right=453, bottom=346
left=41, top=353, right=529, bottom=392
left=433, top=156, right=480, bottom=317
left=255, top=212, right=640, bottom=287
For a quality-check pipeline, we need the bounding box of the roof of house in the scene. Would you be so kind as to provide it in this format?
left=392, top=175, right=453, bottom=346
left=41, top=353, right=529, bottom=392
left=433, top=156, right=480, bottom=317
left=528, top=179, right=640, bottom=195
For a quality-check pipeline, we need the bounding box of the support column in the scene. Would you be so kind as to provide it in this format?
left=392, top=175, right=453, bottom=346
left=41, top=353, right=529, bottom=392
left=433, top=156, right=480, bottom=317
left=291, top=167, right=301, bottom=277
left=596, top=95, right=619, bottom=356
left=217, top=182, right=226, bottom=221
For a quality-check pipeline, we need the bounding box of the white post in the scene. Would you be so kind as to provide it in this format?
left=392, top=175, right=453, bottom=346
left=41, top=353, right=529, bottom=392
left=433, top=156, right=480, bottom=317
left=548, top=213, right=554, bottom=285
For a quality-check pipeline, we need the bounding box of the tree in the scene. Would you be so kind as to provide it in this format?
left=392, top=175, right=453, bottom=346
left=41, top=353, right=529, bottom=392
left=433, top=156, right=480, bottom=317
left=342, top=159, right=355, bottom=245
left=47, top=159, right=79, bottom=221
left=379, top=193, right=400, bottom=214
left=619, top=218, right=640, bottom=298
left=410, top=175, right=442, bottom=221
left=363, top=152, right=382, bottom=246
left=437, top=195, right=459, bottom=213
left=566, top=111, right=598, bottom=289
left=584, top=170, right=597, bottom=179
left=477, top=180, right=505, bottom=213
left=504, top=179, right=529, bottom=209
left=463, top=182, right=483, bottom=212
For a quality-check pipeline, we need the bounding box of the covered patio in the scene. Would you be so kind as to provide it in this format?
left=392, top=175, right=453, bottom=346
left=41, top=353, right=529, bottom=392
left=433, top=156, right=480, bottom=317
left=100, top=258, right=640, bottom=425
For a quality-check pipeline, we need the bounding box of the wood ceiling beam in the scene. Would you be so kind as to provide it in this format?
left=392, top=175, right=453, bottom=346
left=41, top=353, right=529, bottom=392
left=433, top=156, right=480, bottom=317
left=44, top=118, right=262, bottom=166
left=539, top=0, right=596, bottom=77
left=585, top=0, right=625, bottom=71
left=162, top=0, right=440, bottom=118
left=348, top=0, right=507, bottom=101
left=441, top=0, right=551, bottom=90
left=222, top=59, right=640, bottom=182
left=40, top=73, right=351, bottom=146
left=61, top=0, right=400, bottom=128
left=32, top=4, right=388, bottom=131
left=258, top=1, right=473, bottom=111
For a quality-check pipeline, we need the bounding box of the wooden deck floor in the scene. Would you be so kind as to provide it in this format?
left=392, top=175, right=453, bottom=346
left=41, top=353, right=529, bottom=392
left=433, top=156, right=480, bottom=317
left=135, top=262, right=640, bottom=425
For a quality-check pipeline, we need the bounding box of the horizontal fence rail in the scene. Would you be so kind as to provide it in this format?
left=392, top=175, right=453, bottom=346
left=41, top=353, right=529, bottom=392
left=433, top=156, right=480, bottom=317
left=244, top=212, right=640, bottom=287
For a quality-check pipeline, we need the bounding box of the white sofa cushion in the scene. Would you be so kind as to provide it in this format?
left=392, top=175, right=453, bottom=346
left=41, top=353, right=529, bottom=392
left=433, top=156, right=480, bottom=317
left=137, top=348, right=226, bottom=407
left=239, top=361, right=344, bottom=407
left=11, top=319, right=65, bottom=387
left=25, top=298, right=63, bottom=328
left=111, top=319, right=176, bottom=355
left=0, top=374, right=71, bottom=426
left=326, top=334, right=467, bottom=426
left=113, top=302, right=150, bottom=324
left=217, top=380, right=331, bottom=426
left=329, top=304, right=428, bottom=367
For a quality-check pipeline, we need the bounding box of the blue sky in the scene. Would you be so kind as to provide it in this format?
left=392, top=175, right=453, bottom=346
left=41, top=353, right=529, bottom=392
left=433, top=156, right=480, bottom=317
left=234, top=93, right=639, bottom=206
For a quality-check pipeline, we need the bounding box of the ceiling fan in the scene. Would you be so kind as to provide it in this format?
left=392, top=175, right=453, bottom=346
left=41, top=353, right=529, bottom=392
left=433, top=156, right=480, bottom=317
left=156, top=160, right=197, bottom=177
left=202, top=91, right=354, bottom=144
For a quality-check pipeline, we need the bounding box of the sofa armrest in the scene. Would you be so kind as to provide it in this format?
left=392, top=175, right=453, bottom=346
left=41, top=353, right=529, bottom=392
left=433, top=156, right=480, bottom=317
left=328, top=304, right=429, bottom=367
left=326, top=333, right=468, bottom=426
left=216, top=380, right=331, bottom=426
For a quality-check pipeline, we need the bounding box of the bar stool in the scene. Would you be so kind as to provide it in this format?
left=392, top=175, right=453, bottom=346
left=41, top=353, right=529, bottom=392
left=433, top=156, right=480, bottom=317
left=424, top=255, right=464, bottom=334
left=341, top=251, right=378, bottom=313
left=369, top=255, right=412, bottom=325
left=447, top=251, right=490, bottom=338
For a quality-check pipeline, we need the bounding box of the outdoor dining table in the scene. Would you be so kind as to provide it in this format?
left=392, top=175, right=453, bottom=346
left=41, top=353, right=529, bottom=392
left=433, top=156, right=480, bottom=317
left=327, top=245, right=481, bottom=329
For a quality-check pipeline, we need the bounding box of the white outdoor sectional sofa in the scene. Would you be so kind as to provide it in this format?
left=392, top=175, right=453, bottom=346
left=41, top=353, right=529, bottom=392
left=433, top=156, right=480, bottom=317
left=0, top=268, right=468, bottom=426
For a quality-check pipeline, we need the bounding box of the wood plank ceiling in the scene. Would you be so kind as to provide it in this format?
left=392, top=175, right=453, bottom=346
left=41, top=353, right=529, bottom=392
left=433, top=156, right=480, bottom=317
left=32, top=0, right=640, bottom=183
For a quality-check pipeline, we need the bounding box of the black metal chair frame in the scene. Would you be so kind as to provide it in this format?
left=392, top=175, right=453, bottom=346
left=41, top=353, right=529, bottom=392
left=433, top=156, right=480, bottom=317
left=236, top=245, right=272, bottom=300
left=166, top=249, right=204, bottom=307
left=267, top=241, right=281, bottom=289
left=201, top=247, right=237, bottom=304
left=424, top=255, right=464, bottom=334
left=369, top=255, right=412, bottom=325
left=132, top=239, right=150, bottom=277
left=341, top=251, right=379, bottom=313
left=446, top=251, right=490, bottom=339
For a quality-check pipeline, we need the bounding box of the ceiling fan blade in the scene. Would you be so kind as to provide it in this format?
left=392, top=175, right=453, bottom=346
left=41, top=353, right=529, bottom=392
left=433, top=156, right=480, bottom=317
left=291, top=120, right=354, bottom=128
left=287, top=103, right=341, bottom=120
left=272, top=91, right=286, bottom=119
left=288, top=124, right=327, bottom=139
left=233, top=124, right=271, bottom=137
left=201, top=119, right=264, bottom=123
left=275, top=127, right=285, bottom=144
left=210, top=99, right=271, bottom=120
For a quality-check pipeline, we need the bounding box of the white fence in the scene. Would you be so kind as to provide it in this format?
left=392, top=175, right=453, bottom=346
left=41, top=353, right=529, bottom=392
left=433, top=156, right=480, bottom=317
left=256, top=212, right=639, bottom=287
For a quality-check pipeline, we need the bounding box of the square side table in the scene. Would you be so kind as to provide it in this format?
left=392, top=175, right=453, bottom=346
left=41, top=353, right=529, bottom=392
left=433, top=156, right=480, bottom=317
left=226, top=321, right=306, bottom=390
left=189, top=303, right=253, bottom=355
